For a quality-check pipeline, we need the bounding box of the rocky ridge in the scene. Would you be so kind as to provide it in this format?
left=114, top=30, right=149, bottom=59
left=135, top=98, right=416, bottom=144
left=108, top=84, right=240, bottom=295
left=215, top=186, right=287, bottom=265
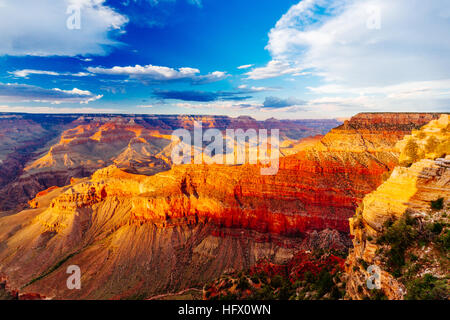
left=345, top=115, right=449, bottom=300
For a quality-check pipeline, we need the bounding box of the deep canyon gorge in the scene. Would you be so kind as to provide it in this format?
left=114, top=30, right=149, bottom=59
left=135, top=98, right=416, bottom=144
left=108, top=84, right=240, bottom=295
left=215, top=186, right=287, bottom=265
left=0, top=112, right=448, bottom=300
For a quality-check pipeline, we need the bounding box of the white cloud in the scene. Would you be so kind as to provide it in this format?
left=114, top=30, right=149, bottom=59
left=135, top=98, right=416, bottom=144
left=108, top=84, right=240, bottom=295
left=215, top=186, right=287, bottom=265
left=87, top=64, right=229, bottom=83
left=10, top=69, right=91, bottom=78
left=257, top=0, right=450, bottom=86
left=308, top=79, right=450, bottom=98
left=237, top=85, right=278, bottom=92
left=0, top=0, right=128, bottom=56
left=237, top=64, right=254, bottom=70
left=245, top=60, right=307, bottom=80
left=245, top=0, right=450, bottom=115
left=304, top=80, right=450, bottom=114
left=0, top=83, right=103, bottom=104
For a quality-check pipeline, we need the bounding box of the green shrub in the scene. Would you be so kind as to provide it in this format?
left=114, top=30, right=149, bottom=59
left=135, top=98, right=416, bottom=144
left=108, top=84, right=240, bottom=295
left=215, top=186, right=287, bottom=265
left=406, top=274, right=448, bottom=300
left=270, top=275, right=283, bottom=288
left=431, top=198, right=444, bottom=210
left=254, top=285, right=275, bottom=300
left=250, top=274, right=260, bottom=284
left=409, top=253, right=419, bottom=262
left=377, top=213, right=418, bottom=274
left=236, top=276, right=249, bottom=290
left=222, top=279, right=233, bottom=289
left=315, top=270, right=334, bottom=298
left=277, top=279, right=294, bottom=300
left=369, top=289, right=387, bottom=300
left=219, top=293, right=238, bottom=300
left=428, top=222, right=444, bottom=234
left=437, top=230, right=450, bottom=251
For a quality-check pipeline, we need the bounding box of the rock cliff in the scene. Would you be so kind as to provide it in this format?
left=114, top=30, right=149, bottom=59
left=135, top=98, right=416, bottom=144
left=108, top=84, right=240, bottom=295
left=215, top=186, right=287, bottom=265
left=345, top=115, right=449, bottom=300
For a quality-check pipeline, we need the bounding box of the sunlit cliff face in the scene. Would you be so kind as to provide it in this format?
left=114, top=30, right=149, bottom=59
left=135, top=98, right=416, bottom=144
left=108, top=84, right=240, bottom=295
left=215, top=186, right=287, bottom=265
left=346, top=115, right=449, bottom=300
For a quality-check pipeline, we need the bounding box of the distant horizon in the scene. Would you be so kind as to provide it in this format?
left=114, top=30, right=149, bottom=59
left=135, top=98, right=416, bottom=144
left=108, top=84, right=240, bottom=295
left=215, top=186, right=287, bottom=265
left=0, top=111, right=448, bottom=122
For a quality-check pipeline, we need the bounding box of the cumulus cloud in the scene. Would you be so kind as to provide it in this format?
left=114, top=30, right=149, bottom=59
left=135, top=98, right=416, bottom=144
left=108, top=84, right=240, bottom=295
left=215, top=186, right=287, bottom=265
left=87, top=64, right=228, bottom=84
left=0, top=83, right=103, bottom=104
left=252, top=0, right=450, bottom=86
left=245, top=0, right=450, bottom=114
left=0, top=0, right=128, bottom=56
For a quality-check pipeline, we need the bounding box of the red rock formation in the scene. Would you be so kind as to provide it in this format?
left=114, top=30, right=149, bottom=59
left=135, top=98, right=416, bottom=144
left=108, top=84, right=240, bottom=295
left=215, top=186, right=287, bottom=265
left=126, top=112, right=444, bottom=235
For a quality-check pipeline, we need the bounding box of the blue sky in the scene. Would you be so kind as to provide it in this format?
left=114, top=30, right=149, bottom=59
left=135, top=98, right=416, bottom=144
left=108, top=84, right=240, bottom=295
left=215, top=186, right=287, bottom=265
left=0, top=0, right=449, bottom=119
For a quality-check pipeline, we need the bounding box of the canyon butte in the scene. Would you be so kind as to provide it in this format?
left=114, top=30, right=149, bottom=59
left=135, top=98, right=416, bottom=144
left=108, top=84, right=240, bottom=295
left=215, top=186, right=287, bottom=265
left=0, top=112, right=448, bottom=300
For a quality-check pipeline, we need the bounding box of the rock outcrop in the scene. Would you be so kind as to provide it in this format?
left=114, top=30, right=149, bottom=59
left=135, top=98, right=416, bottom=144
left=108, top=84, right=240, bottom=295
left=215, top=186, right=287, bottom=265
left=345, top=115, right=449, bottom=300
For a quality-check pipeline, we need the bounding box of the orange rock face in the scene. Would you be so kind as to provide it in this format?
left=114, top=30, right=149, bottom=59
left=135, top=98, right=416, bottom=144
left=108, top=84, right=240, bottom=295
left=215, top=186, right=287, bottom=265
left=123, top=112, right=444, bottom=235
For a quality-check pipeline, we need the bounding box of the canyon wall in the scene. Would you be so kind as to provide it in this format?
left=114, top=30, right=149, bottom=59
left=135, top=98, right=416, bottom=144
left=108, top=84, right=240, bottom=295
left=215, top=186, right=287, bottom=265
left=345, top=115, right=449, bottom=299
left=0, top=112, right=445, bottom=299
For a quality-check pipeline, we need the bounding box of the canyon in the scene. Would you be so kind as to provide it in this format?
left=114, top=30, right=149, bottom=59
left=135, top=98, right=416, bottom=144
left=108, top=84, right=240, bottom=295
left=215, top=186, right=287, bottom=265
left=0, top=112, right=446, bottom=299
left=0, top=113, right=339, bottom=213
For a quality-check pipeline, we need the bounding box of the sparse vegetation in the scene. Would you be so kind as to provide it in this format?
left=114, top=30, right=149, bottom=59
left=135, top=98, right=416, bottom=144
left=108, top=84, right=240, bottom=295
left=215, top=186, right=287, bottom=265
left=204, top=250, right=347, bottom=300
left=372, top=203, right=449, bottom=300
left=437, top=229, right=450, bottom=251
left=431, top=198, right=444, bottom=210
left=405, top=274, right=448, bottom=300
left=376, top=213, right=418, bottom=276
